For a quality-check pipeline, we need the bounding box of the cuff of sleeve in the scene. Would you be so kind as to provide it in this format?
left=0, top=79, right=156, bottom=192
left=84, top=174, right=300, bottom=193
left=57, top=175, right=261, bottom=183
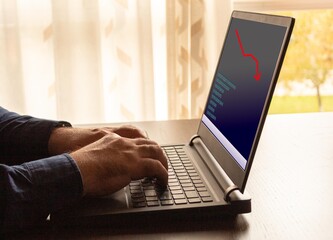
left=3, top=154, right=83, bottom=229
left=23, top=153, right=83, bottom=211
left=54, top=121, right=72, bottom=128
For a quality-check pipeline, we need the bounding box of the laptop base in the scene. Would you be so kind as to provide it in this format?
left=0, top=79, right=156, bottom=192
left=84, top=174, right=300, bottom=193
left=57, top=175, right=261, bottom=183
left=51, top=189, right=251, bottom=227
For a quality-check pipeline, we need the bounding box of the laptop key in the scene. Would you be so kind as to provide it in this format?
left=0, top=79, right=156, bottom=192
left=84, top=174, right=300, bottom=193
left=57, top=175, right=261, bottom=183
left=181, top=183, right=193, bottom=187
left=133, top=202, right=146, bottom=208
left=146, top=196, right=158, bottom=201
left=144, top=190, right=157, bottom=197
left=170, top=190, right=183, bottom=195
left=188, top=198, right=201, bottom=204
left=161, top=200, right=174, bottom=206
left=193, top=179, right=203, bottom=184
left=159, top=191, right=173, bottom=200
left=131, top=192, right=144, bottom=198
left=169, top=185, right=182, bottom=191
left=169, top=182, right=181, bottom=187
left=194, top=183, right=205, bottom=188
left=175, top=199, right=187, bottom=205
left=185, top=191, right=199, bottom=199
left=147, top=201, right=160, bottom=207
left=183, top=186, right=195, bottom=192
left=131, top=197, right=145, bottom=203
left=130, top=181, right=141, bottom=186
left=199, top=191, right=211, bottom=198
left=130, top=189, right=142, bottom=194
left=179, top=180, right=192, bottom=185
left=143, top=185, right=155, bottom=190
left=196, top=187, right=207, bottom=192
left=173, top=194, right=186, bottom=199
left=202, top=197, right=213, bottom=202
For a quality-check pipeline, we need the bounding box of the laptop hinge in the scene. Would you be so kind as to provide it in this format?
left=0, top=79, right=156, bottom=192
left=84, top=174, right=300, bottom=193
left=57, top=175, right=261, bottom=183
left=189, top=134, right=240, bottom=202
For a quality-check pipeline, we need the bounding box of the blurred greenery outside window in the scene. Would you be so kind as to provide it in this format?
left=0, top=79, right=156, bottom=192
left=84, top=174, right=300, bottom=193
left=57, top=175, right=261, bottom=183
left=266, top=9, right=333, bottom=114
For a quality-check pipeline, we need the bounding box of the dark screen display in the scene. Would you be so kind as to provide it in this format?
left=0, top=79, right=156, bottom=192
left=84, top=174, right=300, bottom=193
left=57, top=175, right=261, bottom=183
left=204, top=18, right=286, bottom=162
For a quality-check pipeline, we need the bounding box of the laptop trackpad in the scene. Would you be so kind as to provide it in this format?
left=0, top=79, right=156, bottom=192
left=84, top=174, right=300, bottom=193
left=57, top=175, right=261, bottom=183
left=71, top=188, right=130, bottom=216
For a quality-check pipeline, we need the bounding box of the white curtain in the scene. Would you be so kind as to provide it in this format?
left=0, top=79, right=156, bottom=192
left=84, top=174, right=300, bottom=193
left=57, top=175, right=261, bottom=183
left=0, top=0, right=231, bottom=124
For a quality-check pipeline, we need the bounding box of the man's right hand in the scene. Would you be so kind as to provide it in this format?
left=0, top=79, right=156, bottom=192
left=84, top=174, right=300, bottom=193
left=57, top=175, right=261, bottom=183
left=70, top=133, right=168, bottom=197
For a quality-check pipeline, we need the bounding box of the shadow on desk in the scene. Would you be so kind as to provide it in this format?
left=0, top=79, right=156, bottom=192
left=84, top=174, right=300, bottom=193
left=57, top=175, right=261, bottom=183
left=5, top=214, right=249, bottom=239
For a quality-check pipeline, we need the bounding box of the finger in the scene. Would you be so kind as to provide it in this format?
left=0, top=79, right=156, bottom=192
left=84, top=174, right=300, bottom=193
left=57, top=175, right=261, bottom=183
left=133, top=137, right=158, bottom=146
left=136, top=158, right=169, bottom=187
left=135, top=143, right=168, bottom=170
left=113, top=125, right=147, bottom=139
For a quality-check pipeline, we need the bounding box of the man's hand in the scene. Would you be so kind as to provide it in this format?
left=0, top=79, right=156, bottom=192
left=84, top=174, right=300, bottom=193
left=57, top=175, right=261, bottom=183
left=48, top=125, right=147, bottom=155
left=70, top=133, right=168, bottom=197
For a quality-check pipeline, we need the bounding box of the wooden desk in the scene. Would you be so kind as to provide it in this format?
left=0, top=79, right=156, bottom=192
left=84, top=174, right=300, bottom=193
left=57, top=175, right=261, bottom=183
left=10, top=113, right=333, bottom=239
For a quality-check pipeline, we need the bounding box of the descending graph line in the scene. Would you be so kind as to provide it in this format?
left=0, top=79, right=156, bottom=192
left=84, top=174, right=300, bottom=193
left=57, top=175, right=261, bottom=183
left=235, top=29, right=261, bottom=81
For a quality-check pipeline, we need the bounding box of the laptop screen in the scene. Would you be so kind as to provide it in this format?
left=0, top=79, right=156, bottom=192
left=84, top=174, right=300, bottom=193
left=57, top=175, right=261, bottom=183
left=202, top=15, right=288, bottom=170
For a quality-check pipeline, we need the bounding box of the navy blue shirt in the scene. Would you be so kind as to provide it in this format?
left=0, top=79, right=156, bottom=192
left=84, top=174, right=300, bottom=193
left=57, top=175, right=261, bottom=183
left=0, top=106, right=83, bottom=231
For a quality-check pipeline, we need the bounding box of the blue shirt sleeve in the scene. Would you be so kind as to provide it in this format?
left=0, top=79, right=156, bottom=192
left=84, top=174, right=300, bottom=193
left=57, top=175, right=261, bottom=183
left=0, top=106, right=71, bottom=165
left=0, top=106, right=83, bottom=231
left=0, top=154, right=83, bottom=230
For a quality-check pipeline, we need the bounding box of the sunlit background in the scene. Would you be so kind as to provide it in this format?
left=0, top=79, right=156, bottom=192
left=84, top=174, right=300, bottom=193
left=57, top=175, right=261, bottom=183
left=1, top=0, right=332, bottom=124
left=268, top=9, right=333, bottom=114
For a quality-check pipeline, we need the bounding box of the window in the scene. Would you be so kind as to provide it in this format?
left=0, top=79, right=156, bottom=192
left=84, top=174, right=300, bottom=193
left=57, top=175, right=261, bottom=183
left=233, top=1, right=333, bottom=113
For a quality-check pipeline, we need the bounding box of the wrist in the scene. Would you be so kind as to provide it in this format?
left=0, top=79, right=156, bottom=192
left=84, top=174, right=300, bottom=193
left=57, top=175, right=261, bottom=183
left=48, top=127, right=75, bottom=155
left=48, top=127, right=110, bottom=156
left=70, top=151, right=89, bottom=196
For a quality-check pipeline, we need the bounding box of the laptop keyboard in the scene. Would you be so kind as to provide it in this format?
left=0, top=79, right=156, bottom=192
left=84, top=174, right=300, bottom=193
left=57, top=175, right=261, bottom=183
left=129, top=145, right=213, bottom=208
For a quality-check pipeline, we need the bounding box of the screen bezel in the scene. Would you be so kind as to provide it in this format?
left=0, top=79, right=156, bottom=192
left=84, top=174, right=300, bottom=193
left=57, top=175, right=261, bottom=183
left=197, top=11, right=295, bottom=192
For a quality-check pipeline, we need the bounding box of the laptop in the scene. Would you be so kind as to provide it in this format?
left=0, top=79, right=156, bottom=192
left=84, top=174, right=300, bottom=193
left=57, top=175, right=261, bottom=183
left=52, top=10, right=295, bottom=226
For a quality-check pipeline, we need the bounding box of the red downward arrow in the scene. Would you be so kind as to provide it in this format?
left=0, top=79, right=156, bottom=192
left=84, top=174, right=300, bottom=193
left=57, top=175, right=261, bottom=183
left=235, top=29, right=261, bottom=81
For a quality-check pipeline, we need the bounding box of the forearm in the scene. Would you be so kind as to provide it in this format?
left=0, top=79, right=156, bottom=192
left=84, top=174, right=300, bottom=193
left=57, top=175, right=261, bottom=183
left=0, top=154, right=83, bottom=231
left=0, top=106, right=70, bottom=165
